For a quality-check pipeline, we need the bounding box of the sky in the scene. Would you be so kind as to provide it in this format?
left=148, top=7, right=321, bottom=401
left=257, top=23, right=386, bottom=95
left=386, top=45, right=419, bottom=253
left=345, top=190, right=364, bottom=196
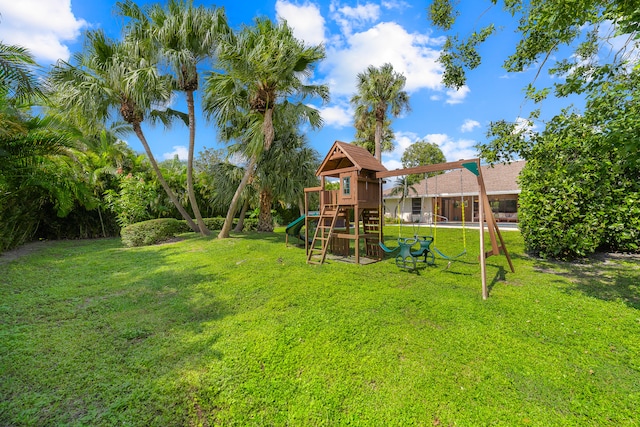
left=0, top=0, right=587, bottom=171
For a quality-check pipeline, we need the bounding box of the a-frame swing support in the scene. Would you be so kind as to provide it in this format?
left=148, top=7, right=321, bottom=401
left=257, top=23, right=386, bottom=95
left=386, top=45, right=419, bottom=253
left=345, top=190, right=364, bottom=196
left=376, top=158, right=515, bottom=300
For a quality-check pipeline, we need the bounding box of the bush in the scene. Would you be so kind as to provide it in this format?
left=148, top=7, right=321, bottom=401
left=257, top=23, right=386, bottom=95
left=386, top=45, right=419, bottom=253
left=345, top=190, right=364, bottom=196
left=178, top=217, right=259, bottom=232
left=517, top=113, right=640, bottom=259
left=121, top=218, right=184, bottom=248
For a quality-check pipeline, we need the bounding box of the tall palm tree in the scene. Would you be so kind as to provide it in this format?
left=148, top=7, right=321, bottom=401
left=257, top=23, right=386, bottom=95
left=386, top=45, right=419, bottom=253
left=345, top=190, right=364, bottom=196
left=352, top=111, right=395, bottom=155
left=351, top=63, right=411, bottom=161
left=117, top=0, right=229, bottom=236
left=203, top=17, right=329, bottom=238
left=253, top=125, right=319, bottom=231
left=48, top=30, right=200, bottom=232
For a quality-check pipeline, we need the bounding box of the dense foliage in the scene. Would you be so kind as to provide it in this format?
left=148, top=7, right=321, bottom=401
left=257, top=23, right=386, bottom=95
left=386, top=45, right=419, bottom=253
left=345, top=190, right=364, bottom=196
left=1, top=4, right=326, bottom=253
left=428, top=0, right=640, bottom=258
left=517, top=70, right=640, bottom=259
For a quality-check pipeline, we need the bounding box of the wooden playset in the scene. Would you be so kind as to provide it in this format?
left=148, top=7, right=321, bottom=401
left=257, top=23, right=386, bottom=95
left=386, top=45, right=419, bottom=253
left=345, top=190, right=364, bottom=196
left=297, top=141, right=514, bottom=299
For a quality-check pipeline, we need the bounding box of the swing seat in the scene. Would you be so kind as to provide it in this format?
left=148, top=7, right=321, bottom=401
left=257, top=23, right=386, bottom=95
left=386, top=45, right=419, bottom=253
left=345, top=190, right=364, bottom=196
left=411, top=236, right=435, bottom=265
left=379, top=241, right=400, bottom=255
left=431, top=246, right=466, bottom=261
left=395, top=238, right=420, bottom=270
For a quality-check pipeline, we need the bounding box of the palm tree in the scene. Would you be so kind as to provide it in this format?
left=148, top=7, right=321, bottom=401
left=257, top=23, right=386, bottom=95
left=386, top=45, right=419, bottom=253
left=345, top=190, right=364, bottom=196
left=117, top=0, right=229, bottom=236
left=352, top=111, right=395, bottom=155
left=351, top=63, right=411, bottom=161
left=203, top=17, right=329, bottom=238
left=389, top=175, right=417, bottom=222
left=253, top=125, right=319, bottom=231
left=0, top=41, right=44, bottom=104
left=0, top=105, right=94, bottom=250
left=47, top=30, right=200, bottom=232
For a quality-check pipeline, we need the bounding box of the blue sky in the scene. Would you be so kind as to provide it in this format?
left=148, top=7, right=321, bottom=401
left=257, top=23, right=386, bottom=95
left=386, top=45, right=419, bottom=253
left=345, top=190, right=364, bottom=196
left=0, top=0, right=585, bottom=170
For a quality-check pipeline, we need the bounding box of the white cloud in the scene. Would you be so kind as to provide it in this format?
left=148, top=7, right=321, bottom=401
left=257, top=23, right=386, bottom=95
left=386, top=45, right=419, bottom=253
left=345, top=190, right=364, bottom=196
left=445, top=85, right=470, bottom=104
left=316, top=103, right=353, bottom=128
left=275, top=0, right=326, bottom=45
left=381, top=0, right=411, bottom=11
left=322, top=21, right=444, bottom=97
left=382, top=158, right=403, bottom=171
left=330, top=1, right=380, bottom=36
left=460, top=119, right=480, bottom=133
left=425, top=133, right=478, bottom=161
left=382, top=131, right=477, bottom=167
left=0, top=0, right=87, bottom=63
left=163, top=146, right=188, bottom=161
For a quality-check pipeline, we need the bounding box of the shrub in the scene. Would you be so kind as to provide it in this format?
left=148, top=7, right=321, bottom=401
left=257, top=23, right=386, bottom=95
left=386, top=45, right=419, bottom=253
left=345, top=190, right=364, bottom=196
left=177, top=217, right=259, bottom=232
left=517, top=113, right=640, bottom=259
left=121, top=218, right=184, bottom=248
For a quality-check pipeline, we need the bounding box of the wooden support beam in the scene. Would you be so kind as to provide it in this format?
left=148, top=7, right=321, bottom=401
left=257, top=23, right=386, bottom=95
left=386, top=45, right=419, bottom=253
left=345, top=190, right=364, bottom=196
left=376, top=158, right=480, bottom=179
left=318, top=166, right=358, bottom=177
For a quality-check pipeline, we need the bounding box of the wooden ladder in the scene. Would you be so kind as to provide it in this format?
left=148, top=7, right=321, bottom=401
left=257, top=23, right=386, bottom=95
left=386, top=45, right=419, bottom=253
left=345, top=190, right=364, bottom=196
left=307, top=204, right=341, bottom=265
left=362, top=208, right=382, bottom=259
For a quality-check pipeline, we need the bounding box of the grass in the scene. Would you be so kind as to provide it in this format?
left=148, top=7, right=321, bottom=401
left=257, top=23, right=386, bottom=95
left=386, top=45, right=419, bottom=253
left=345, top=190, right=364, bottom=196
left=1, top=227, right=639, bottom=426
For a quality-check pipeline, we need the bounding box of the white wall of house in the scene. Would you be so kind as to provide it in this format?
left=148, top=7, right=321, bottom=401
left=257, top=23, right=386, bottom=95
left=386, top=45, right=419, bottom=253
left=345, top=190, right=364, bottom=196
left=384, top=197, right=434, bottom=223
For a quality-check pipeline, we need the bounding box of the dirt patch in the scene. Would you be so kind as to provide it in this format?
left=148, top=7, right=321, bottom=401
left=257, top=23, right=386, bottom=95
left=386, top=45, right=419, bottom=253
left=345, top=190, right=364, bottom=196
left=0, top=240, right=52, bottom=265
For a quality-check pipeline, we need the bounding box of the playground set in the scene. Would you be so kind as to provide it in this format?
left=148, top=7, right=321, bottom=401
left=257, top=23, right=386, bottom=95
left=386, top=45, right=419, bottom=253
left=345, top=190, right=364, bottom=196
left=285, top=141, right=514, bottom=299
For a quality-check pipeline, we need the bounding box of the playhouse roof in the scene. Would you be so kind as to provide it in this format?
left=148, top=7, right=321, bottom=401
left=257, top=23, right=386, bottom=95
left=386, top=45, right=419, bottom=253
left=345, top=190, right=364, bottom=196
left=316, top=141, right=388, bottom=177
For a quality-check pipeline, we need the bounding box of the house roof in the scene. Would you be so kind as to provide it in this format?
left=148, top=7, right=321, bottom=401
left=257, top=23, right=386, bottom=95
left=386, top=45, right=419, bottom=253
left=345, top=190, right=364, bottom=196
left=383, top=160, right=526, bottom=198
left=316, top=141, right=388, bottom=177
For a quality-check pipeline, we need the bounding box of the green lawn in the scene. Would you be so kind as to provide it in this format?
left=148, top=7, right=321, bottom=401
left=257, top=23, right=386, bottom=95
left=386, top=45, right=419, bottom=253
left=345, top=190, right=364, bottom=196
left=1, top=228, right=639, bottom=426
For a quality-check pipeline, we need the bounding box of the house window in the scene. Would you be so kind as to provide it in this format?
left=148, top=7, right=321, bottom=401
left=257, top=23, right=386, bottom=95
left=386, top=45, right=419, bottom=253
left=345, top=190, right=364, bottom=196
left=342, top=176, right=351, bottom=196
left=411, top=198, right=421, bottom=215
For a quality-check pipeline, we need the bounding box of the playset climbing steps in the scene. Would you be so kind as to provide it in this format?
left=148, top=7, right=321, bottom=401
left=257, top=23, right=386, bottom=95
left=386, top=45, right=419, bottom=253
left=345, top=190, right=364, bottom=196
left=307, top=204, right=344, bottom=264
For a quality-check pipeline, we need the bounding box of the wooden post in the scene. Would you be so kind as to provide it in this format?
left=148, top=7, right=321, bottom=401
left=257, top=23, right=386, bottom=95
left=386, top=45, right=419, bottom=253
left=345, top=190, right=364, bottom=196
left=479, top=189, right=488, bottom=300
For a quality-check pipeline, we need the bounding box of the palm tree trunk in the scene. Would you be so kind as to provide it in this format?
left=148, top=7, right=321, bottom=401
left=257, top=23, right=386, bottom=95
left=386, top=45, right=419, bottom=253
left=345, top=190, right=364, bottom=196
left=218, top=155, right=257, bottom=239
left=186, top=90, right=210, bottom=236
left=97, top=205, right=106, bottom=238
left=233, top=199, right=250, bottom=232
left=374, top=118, right=383, bottom=161
left=257, top=187, right=274, bottom=232
left=132, top=123, right=200, bottom=232
left=262, top=107, right=275, bottom=151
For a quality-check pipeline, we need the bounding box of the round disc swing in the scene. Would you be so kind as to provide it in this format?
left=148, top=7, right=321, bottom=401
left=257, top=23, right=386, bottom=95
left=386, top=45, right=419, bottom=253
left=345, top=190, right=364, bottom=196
left=427, top=169, right=467, bottom=268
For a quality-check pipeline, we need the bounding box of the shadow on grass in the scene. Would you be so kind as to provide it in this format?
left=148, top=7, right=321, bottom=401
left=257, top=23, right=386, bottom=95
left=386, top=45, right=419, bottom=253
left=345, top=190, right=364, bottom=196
left=534, top=254, right=640, bottom=310
left=229, top=230, right=285, bottom=243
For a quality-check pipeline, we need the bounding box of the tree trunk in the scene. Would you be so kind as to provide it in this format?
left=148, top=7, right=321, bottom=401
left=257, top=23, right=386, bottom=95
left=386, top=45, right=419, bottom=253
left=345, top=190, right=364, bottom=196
left=257, top=187, right=274, bottom=232
left=132, top=123, right=199, bottom=232
left=262, top=107, right=275, bottom=151
left=233, top=199, right=250, bottom=232
left=97, top=205, right=106, bottom=238
left=374, top=118, right=383, bottom=162
left=298, top=198, right=304, bottom=217
left=186, top=90, right=210, bottom=236
left=218, top=156, right=257, bottom=239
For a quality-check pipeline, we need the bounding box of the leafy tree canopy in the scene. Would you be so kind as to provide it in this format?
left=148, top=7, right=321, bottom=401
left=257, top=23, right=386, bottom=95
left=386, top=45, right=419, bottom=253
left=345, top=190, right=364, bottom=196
left=428, top=0, right=639, bottom=97
left=401, top=140, right=446, bottom=185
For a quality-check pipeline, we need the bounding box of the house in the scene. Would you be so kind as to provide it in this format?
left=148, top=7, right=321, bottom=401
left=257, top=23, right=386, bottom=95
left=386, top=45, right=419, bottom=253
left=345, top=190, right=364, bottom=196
left=383, top=161, right=525, bottom=224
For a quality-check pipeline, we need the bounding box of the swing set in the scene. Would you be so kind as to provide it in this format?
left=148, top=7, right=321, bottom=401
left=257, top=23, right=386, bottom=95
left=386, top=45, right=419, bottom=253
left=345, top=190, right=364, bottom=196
left=377, top=158, right=514, bottom=299
left=300, top=141, right=512, bottom=300
left=380, top=169, right=467, bottom=269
